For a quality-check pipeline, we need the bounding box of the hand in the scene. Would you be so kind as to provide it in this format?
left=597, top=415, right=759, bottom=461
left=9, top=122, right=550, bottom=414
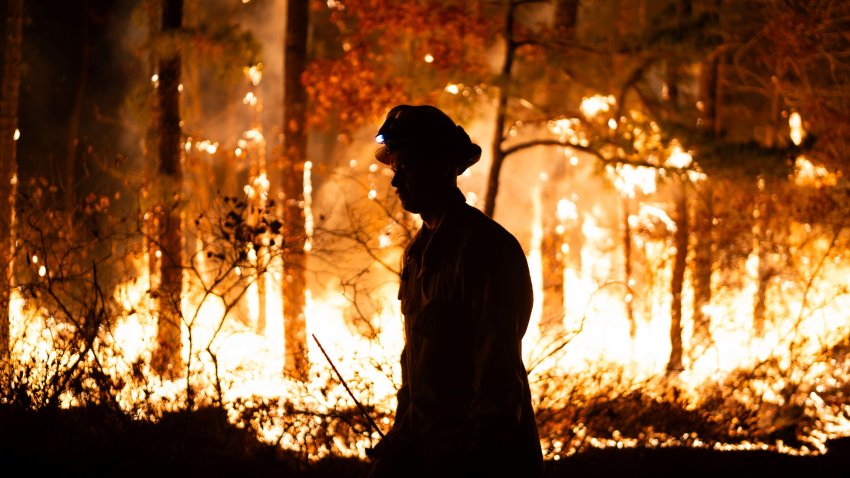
left=366, top=433, right=419, bottom=478
left=365, top=445, right=382, bottom=460
left=365, top=432, right=397, bottom=460
left=367, top=456, right=400, bottom=478
left=366, top=438, right=406, bottom=478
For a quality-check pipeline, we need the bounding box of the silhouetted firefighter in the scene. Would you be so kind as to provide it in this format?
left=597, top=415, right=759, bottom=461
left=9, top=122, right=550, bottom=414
left=366, top=105, right=543, bottom=478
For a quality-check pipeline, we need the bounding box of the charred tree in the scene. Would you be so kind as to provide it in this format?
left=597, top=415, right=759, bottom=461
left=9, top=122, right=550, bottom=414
left=555, top=0, right=579, bottom=33
left=666, top=0, right=691, bottom=375
left=0, top=0, right=22, bottom=360
left=144, top=0, right=161, bottom=306
left=752, top=55, right=788, bottom=336
left=691, top=178, right=713, bottom=344
left=281, top=0, right=309, bottom=381
left=667, top=176, right=688, bottom=375
left=691, top=52, right=721, bottom=347
left=752, top=181, right=772, bottom=336
left=540, top=231, right=565, bottom=334
left=540, top=192, right=566, bottom=335
left=538, top=0, right=579, bottom=335
left=483, top=0, right=519, bottom=218
left=152, top=0, right=184, bottom=377
left=622, top=196, right=636, bottom=337
left=64, top=0, right=91, bottom=216
left=565, top=205, right=584, bottom=276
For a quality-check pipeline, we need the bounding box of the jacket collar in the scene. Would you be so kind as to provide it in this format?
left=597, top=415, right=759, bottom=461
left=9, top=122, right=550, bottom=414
left=412, top=188, right=468, bottom=269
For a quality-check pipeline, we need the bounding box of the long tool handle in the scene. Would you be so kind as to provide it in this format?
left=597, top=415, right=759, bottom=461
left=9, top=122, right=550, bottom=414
left=311, top=334, right=386, bottom=439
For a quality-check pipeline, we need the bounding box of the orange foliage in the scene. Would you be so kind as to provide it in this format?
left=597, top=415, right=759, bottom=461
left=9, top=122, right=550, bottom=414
left=304, top=0, right=497, bottom=134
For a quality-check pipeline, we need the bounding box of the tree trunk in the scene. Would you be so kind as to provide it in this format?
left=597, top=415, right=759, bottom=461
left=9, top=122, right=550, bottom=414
left=622, top=196, right=636, bottom=337
left=483, top=0, right=518, bottom=218
left=152, top=0, right=184, bottom=377
left=665, top=21, right=687, bottom=373
left=540, top=222, right=565, bottom=336
left=752, top=56, right=786, bottom=336
left=692, top=54, right=720, bottom=347
left=555, top=0, right=579, bottom=32
left=691, top=180, right=712, bottom=345
left=667, top=177, right=688, bottom=374
left=752, top=184, right=770, bottom=336
left=281, top=0, right=309, bottom=381
left=566, top=212, right=584, bottom=274
left=65, top=0, right=90, bottom=216
left=0, top=0, right=22, bottom=360
left=145, top=0, right=160, bottom=304
left=538, top=0, right=579, bottom=335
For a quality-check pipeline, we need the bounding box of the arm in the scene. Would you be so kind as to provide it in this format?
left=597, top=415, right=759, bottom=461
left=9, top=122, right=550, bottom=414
left=391, top=344, right=410, bottom=432
left=468, top=238, right=534, bottom=453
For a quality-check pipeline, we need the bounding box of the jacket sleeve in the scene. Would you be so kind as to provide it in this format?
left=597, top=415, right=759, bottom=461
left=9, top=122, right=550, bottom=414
left=392, top=344, right=410, bottom=428
left=468, top=237, right=534, bottom=453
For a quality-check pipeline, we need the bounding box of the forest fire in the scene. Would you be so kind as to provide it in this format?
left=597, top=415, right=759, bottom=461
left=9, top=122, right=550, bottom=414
left=2, top=0, right=850, bottom=473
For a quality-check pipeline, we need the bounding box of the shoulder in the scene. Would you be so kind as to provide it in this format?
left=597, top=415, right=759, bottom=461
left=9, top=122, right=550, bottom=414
left=458, top=203, right=525, bottom=257
left=456, top=204, right=532, bottom=295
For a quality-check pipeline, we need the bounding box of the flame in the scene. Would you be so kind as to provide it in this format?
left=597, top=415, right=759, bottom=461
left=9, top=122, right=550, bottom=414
left=304, top=160, right=314, bottom=252
left=606, top=163, right=657, bottom=198
left=6, top=45, right=849, bottom=464
left=444, top=83, right=461, bottom=95
left=243, top=127, right=264, bottom=143
left=10, top=146, right=850, bottom=460
left=789, top=112, right=805, bottom=146
left=580, top=94, right=615, bottom=118
left=195, top=139, right=218, bottom=155
left=666, top=142, right=693, bottom=168
left=245, top=64, right=263, bottom=86
left=794, top=156, right=836, bottom=187
left=556, top=198, right=578, bottom=222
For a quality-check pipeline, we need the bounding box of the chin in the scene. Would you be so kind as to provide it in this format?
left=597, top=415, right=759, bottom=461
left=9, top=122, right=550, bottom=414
left=400, top=200, right=421, bottom=214
left=397, top=194, right=419, bottom=213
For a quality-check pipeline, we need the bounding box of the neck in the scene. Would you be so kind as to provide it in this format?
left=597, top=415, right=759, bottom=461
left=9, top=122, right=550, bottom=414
left=421, top=208, right=447, bottom=230
left=419, top=187, right=459, bottom=230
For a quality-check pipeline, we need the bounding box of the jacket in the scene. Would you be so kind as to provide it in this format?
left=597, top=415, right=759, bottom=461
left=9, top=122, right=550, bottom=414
left=381, top=188, right=543, bottom=477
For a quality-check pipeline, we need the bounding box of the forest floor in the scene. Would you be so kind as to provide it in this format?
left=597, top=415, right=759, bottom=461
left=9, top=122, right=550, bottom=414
left=1, top=404, right=847, bottom=477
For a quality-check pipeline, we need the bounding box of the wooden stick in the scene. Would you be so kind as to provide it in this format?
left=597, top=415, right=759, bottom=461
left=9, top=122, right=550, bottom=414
left=311, top=334, right=386, bottom=439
